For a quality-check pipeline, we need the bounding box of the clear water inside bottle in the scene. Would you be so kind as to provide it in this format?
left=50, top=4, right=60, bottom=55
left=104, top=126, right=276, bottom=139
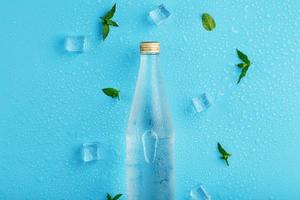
left=126, top=53, right=175, bottom=200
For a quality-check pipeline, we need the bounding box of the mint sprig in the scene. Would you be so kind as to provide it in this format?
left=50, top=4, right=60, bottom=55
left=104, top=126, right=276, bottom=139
left=100, top=4, right=119, bottom=41
left=236, top=49, right=252, bottom=84
left=102, top=88, right=120, bottom=100
left=107, top=193, right=122, bottom=200
left=217, top=142, right=231, bottom=166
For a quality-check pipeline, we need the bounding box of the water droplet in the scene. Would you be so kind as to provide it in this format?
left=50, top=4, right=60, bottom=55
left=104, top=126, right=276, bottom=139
left=231, top=26, right=239, bottom=33
left=142, top=130, right=158, bottom=163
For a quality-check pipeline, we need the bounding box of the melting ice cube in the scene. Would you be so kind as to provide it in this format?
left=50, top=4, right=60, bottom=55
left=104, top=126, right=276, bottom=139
left=149, top=4, right=171, bottom=25
left=190, top=184, right=211, bottom=200
left=64, top=35, right=87, bottom=52
left=82, top=142, right=100, bottom=162
left=192, top=93, right=211, bottom=113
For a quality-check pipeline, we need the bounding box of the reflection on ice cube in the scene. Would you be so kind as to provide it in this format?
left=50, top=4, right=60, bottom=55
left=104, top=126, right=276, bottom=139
left=64, top=35, right=87, bottom=53
left=190, top=184, right=211, bottom=200
left=82, top=142, right=100, bottom=162
left=192, top=93, right=211, bottom=113
left=149, top=4, right=171, bottom=25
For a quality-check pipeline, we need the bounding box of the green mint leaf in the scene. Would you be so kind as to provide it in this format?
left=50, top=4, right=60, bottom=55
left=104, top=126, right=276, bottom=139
left=106, top=19, right=119, bottom=27
left=235, top=49, right=252, bottom=84
left=112, top=194, right=122, bottom=200
left=217, top=142, right=227, bottom=155
left=201, top=13, right=216, bottom=31
left=237, top=65, right=249, bottom=84
left=104, top=3, right=116, bottom=19
left=107, top=193, right=112, bottom=200
left=217, top=142, right=231, bottom=166
left=102, top=24, right=110, bottom=41
left=102, top=88, right=120, bottom=100
left=222, top=155, right=230, bottom=166
left=106, top=193, right=122, bottom=200
left=100, top=4, right=118, bottom=41
left=237, top=63, right=247, bottom=68
left=236, top=49, right=250, bottom=65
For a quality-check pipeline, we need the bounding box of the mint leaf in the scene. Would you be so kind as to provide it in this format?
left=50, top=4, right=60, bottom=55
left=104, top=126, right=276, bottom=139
left=106, top=193, right=122, bottom=200
left=106, top=193, right=112, bottom=200
left=104, top=3, right=116, bottom=19
left=102, top=88, right=120, bottom=100
left=237, top=63, right=247, bottom=68
left=236, top=49, right=250, bottom=65
left=201, top=13, right=216, bottom=31
left=237, top=65, right=249, bottom=84
left=106, top=19, right=119, bottom=27
left=113, top=194, right=122, bottom=200
left=102, top=24, right=110, bottom=40
left=100, top=4, right=118, bottom=41
left=217, top=142, right=231, bottom=166
left=235, top=49, right=252, bottom=84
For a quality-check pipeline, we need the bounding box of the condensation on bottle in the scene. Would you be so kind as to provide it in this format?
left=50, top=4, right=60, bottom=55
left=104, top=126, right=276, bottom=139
left=126, top=42, right=175, bottom=200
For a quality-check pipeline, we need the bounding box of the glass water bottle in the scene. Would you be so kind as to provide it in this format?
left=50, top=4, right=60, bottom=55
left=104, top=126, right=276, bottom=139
left=126, top=42, right=175, bottom=200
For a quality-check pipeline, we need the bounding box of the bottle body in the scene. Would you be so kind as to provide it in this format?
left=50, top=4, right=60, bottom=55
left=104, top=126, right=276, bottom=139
left=126, top=52, right=175, bottom=200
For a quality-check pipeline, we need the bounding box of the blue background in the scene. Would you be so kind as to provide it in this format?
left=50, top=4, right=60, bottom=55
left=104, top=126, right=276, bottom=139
left=0, top=0, right=300, bottom=199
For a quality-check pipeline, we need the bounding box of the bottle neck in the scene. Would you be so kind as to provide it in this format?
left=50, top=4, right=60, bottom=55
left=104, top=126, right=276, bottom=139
left=140, top=53, right=159, bottom=69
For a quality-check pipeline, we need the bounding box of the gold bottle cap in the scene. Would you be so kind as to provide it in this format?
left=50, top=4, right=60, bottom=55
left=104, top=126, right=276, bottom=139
left=140, top=42, right=160, bottom=54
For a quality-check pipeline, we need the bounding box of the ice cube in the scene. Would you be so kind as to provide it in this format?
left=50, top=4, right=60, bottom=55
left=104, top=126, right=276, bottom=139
left=64, top=35, right=87, bottom=52
left=149, top=4, right=171, bottom=25
left=82, top=142, right=100, bottom=162
left=190, top=184, right=211, bottom=200
left=192, top=93, right=211, bottom=113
